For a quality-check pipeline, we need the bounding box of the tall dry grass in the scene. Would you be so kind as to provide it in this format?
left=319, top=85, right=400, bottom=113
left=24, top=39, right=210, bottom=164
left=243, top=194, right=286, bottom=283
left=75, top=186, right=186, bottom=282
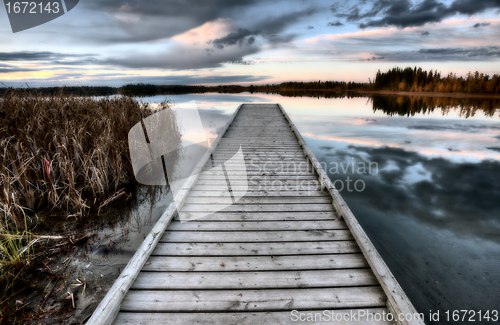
left=0, top=90, right=180, bottom=228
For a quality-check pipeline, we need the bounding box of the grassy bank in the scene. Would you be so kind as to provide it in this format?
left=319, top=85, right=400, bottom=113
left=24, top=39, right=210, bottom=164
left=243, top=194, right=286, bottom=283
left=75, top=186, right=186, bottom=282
left=0, top=90, right=180, bottom=309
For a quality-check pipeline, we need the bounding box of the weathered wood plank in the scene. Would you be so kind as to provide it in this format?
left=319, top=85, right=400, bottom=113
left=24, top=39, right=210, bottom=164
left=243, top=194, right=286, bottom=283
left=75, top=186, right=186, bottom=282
left=217, top=145, right=301, bottom=149
left=212, top=154, right=305, bottom=158
left=197, top=175, right=317, bottom=180
left=199, top=171, right=316, bottom=176
left=191, top=186, right=321, bottom=192
left=220, top=140, right=298, bottom=143
left=184, top=196, right=330, bottom=204
left=218, top=140, right=298, bottom=143
left=223, top=137, right=298, bottom=140
left=168, top=220, right=346, bottom=231
left=152, top=240, right=359, bottom=256
left=173, top=211, right=336, bottom=221
left=132, top=269, right=378, bottom=289
left=180, top=204, right=334, bottom=212
left=193, top=180, right=320, bottom=186
left=216, top=148, right=303, bottom=151
left=114, top=309, right=396, bottom=325
left=160, top=230, right=352, bottom=242
left=188, top=190, right=327, bottom=197
left=144, top=254, right=366, bottom=272
left=121, top=287, right=386, bottom=312
left=207, top=159, right=308, bottom=164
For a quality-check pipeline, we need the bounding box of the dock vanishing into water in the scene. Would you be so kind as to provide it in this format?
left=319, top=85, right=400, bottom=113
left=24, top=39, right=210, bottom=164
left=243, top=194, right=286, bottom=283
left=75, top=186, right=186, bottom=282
left=88, top=104, right=425, bottom=325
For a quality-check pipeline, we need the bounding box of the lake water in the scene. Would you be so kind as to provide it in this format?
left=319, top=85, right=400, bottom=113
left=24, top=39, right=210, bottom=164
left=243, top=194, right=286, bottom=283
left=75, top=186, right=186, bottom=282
left=87, top=92, right=499, bottom=324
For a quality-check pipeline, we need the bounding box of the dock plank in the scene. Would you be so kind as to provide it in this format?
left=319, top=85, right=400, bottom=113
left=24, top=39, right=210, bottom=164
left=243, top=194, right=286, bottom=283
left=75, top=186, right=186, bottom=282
left=121, top=287, right=386, bottom=312
left=183, top=196, right=330, bottom=204
left=143, top=254, right=367, bottom=271
left=160, top=230, right=352, bottom=242
left=173, top=211, right=336, bottom=221
left=152, top=241, right=360, bottom=256
left=114, top=309, right=396, bottom=325
left=179, top=204, right=333, bottom=212
left=167, top=220, right=347, bottom=231
left=131, top=269, right=378, bottom=289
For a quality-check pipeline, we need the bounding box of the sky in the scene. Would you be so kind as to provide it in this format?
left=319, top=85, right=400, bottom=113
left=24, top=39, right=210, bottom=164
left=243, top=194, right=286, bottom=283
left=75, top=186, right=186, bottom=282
left=1, top=0, right=500, bottom=86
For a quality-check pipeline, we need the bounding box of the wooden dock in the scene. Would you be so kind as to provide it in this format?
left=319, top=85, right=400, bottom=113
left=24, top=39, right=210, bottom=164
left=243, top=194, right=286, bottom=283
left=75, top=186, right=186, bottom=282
left=88, top=104, right=424, bottom=325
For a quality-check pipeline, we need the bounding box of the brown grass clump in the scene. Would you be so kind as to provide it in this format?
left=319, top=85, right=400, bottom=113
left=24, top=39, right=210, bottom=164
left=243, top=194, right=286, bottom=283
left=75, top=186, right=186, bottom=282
left=0, top=90, right=180, bottom=228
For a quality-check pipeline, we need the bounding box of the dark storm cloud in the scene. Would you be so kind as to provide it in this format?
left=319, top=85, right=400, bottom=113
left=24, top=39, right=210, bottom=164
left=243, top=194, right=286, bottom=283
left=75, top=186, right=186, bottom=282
left=88, top=0, right=262, bottom=42
left=487, top=146, right=500, bottom=152
left=448, top=0, right=500, bottom=15
left=473, top=22, right=491, bottom=28
left=0, top=67, right=37, bottom=73
left=328, top=21, right=344, bottom=26
left=420, top=31, right=430, bottom=36
left=88, top=0, right=318, bottom=46
left=0, top=51, right=102, bottom=72
left=213, top=8, right=318, bottom=48
left=91, top=0, right=258, bottom=20
left=359, top=56, right=385, bottom=61
left=219, top=8, right=317, bottom=44
left=338, top=0, right=500, bottom=29
left=0, top=63, right=38, bottom=73
left=322, top=145, right=500, bottom=243
left=99, top=6, right=318, bottom=69
left=15, top=73, right=270, bottom=87
left=0, top=51, right=95, bottom=61
left=121, top=74, right=269, bottom=85
left=104, top=46, right=260, bottom=70
left=227, top=59, right=254, bottom=65
left=358, top=0, right=448, bottom=28
left=375, top=46, right=500, bottom=61
left=213, top=28, right=257, bottom=49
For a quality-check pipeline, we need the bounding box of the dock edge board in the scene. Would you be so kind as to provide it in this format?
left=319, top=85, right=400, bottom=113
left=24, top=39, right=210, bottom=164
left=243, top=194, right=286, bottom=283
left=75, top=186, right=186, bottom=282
left=276, top=103, right=425, bottom=325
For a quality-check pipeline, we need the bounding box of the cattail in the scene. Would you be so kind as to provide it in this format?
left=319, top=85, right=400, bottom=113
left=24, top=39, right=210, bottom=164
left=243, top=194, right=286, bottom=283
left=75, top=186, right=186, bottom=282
left=43, top=158, right=51, bottom=179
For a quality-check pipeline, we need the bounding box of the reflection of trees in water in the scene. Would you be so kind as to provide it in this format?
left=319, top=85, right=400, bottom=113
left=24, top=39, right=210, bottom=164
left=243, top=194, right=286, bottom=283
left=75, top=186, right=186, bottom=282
left=268, top=90, right=365, bottom=99
left=271, top=90, right=499, bottom=118
left=371, top=95, right=500, bottom=118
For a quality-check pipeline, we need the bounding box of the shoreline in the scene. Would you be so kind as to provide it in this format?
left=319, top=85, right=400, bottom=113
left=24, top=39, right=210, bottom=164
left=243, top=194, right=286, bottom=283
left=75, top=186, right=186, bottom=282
left=349, top=90, right=500, bottom=99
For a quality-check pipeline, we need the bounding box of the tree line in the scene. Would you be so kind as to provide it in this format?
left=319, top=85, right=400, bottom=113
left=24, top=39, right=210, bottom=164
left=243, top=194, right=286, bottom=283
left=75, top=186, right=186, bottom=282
left=374, top=67, right=500, bottom=94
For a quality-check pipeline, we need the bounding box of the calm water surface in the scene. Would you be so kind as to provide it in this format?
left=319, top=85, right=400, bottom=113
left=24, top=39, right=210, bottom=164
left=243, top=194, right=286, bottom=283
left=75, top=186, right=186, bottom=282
left=87, top=92, right=499, bottom=324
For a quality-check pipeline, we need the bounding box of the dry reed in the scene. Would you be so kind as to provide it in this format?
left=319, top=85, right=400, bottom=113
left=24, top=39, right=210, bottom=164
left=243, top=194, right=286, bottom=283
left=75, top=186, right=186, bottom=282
left=0, top=90, right=180, bottom=228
